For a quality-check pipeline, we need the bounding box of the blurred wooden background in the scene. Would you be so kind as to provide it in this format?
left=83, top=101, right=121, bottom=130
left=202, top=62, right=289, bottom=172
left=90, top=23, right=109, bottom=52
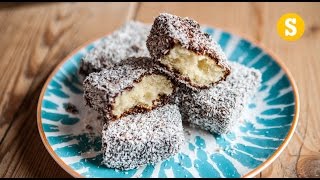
left=0, top=2, right=319, bottom=178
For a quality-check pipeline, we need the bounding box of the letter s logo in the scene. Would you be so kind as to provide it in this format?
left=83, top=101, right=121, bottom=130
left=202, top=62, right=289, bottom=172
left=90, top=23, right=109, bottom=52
left=285, top=18, right=297, bottom=36
left=277, top=13, right=305, bottom=41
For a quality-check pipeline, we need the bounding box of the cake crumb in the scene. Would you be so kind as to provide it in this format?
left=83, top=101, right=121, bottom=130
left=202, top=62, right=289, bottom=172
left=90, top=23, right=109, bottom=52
left=63, top=102, right=79, bottom=114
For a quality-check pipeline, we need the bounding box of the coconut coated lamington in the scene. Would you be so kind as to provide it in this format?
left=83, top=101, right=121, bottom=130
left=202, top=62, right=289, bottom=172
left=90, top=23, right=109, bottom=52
left=177, top=62, right=262, bottom=134
left=83, top=57, right=176, bottom=121
left=79, top=21, right=151, bottom=80
left=147, top=13, right=230, bottom=89
left=102, top=104, right=184, bottom=170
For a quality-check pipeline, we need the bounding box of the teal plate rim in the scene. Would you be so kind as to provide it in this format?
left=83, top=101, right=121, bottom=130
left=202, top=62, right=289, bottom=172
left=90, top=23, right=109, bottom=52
left=37, top=26, right=300, bottom=178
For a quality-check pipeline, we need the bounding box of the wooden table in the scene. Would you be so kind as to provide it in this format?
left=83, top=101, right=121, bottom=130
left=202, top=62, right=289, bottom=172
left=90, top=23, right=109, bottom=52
left=0, top=2, right=319, bottom=178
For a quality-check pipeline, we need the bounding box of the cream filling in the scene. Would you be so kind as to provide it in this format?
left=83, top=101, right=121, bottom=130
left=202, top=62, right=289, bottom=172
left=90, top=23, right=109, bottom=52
left=161, top=45, right=225, bottom=86
left=112, top=74, right=173, bottom=117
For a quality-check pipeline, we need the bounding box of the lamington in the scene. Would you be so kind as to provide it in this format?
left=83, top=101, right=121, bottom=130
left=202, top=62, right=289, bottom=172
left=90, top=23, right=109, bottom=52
left=177, top=62, right=262, bottom=134
left=102, top=104, right=184, bottom=170
left=79, top=21, right=151, bottom=80
left=147, top=13, right=230, bottom=89
left=83, top=57, right=176, bottom=121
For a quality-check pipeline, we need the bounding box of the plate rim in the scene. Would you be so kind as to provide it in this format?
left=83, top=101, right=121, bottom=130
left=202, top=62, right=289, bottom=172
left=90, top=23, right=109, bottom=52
left=37, top=26, right=300, bottom=178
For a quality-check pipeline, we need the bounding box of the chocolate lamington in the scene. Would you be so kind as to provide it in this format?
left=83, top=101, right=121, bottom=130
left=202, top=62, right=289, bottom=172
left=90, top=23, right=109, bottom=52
left=83, top=57, right=176, bottom=121
left=102, top=104, right=184, bottom=170
left=147, top=13, right=230, bottom=89
left=79, top=21, right=150, bottom=80
left=177, top=62, right=261, bottom=134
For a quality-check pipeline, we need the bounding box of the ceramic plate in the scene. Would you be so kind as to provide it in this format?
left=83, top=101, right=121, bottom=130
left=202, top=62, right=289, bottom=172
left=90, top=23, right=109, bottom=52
left=37, top=26, right=299, bottom=178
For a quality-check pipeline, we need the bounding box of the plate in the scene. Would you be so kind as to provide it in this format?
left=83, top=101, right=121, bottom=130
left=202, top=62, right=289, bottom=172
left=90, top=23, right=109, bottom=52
left=37, top=26, right=299, bottom=178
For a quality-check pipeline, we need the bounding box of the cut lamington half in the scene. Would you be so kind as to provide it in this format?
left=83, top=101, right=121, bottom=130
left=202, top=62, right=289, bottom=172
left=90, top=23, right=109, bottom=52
left=177, top=62, right=262, bottom=134
left=102, top=104, right=184, bottom=170
left=79, top=21, right=151, bottom=81
left=147, top=13, right=230, bottom=89
left=83, top=57, right=176, bottom=121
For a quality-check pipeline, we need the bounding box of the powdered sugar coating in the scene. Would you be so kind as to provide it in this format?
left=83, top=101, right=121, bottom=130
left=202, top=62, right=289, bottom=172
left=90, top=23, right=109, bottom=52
left=79, top=21, right=151, bottom=80
left=177, top=62, right=262, bottom=134
left=83, top=57, right=175, bottom=121
left=102, top=104, right=184, bottom=170
left=146, top=13, right=230, bottom=89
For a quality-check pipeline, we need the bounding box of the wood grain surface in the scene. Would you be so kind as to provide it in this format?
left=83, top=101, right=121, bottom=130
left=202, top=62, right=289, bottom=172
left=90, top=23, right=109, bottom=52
left=0, top=2, right=319, bottom=178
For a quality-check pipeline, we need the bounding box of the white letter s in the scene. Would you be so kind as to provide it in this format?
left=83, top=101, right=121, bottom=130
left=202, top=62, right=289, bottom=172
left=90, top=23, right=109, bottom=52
left=285, top=18, right=297, bottom=36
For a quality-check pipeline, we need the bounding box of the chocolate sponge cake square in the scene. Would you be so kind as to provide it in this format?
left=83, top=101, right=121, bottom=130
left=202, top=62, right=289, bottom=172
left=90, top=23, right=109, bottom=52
left=83, top=57, right=176, bottom=121
left=102, top=104, right=184, bottom=170
left=147, top=13, right=230, bottom=89
left=177, top=62, right=261, bottom=134
left=79, top=21, right=151, bottom=81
